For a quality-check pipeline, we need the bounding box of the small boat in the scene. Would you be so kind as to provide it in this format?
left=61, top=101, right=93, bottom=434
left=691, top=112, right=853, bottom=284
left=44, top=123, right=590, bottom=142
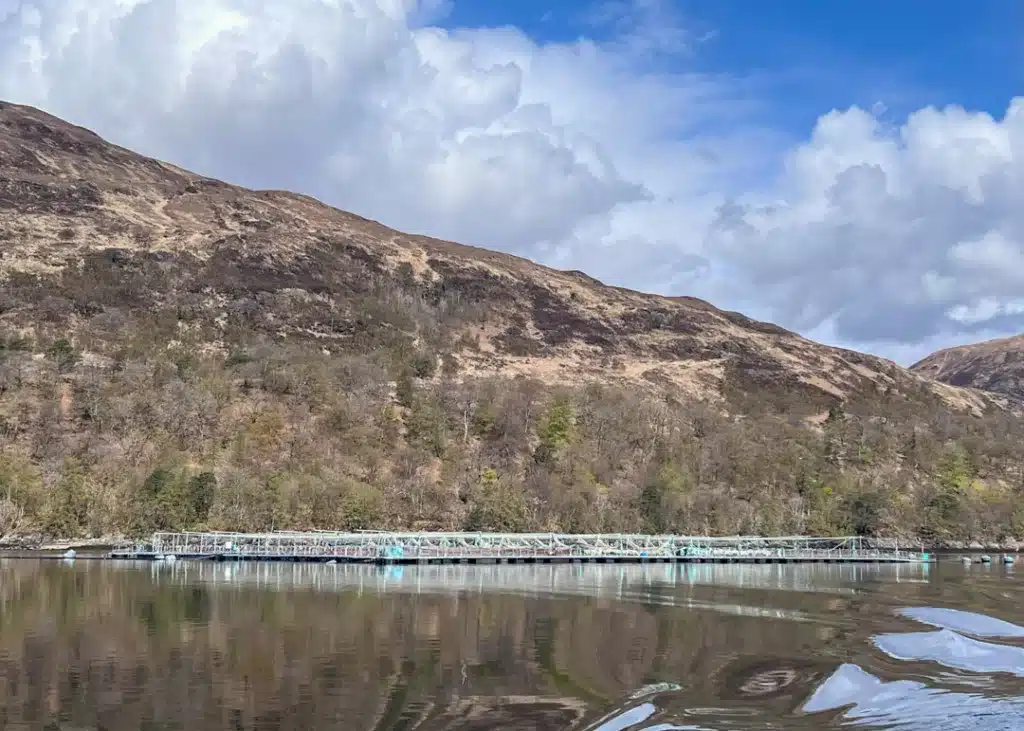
left=62, top=549, right=76, bottom=560
left=980, top=554, right=992, bottom=564
left=1003, top=554, right=1015, bottom=565
left=961, top=556, right=972, bottom=565
left=164, top=554, right=177, bottom=562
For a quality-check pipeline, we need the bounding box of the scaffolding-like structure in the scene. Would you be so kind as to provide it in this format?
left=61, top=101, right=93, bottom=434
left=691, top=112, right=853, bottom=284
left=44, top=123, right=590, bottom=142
left=109, top=532, right=928, bottom=563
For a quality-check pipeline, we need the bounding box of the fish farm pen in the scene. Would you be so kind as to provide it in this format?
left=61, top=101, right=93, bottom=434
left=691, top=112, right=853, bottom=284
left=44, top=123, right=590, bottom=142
left=108, top=532, right=930, bottom=564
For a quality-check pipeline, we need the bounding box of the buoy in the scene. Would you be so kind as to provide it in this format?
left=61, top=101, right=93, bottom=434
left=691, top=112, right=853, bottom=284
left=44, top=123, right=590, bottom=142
left=62, top=549, right=76, bottom=560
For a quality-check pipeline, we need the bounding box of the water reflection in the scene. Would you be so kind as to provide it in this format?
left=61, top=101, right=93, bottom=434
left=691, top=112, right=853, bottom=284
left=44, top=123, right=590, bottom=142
left=138, top=559, right=930, bottom=597
left=0, top=559, right=1016, bottom=730
left=587, top=595, right=1024, bottom=730
left=875, top=629, right=1024, bottom=677
left=898, top=607, right=1024, bottom=637
left=803, top=663, right=1024, bottom=729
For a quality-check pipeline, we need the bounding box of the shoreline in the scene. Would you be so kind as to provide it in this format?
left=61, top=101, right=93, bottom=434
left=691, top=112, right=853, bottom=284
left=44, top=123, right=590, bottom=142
left=0, top=533, right=1021, bottom=556
left=0, top=537, right=119, bottom=553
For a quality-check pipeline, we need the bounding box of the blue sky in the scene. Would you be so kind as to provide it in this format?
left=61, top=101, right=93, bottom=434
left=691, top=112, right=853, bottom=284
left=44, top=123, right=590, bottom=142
left=443, top=0, right=1022, bottom=140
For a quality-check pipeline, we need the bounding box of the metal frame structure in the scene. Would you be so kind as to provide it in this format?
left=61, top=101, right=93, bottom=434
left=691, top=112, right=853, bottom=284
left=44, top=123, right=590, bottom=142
left=110, top=532, right=928, bottom=563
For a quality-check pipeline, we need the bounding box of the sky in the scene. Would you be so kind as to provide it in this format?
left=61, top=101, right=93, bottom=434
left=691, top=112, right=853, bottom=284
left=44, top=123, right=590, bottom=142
left=0, top=0, right=1022, bottom=364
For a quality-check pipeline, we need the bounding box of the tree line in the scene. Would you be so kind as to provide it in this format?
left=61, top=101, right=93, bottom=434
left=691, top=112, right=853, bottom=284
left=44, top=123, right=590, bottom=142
left=1, top=331, right=1023, bottom=544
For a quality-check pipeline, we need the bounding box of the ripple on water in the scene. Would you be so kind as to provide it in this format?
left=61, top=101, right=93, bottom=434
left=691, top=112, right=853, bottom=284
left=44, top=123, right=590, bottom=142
left=580, top=656, right=838, bottom=730
left=716, top=657, right=835, bottom=704
left=3, top=561, right=1023, bottom=730
left=899, top=607, right=1024, bottom=638
left=874, top=628, right=1024, bottom=677
left=579, top=606, right=1024, bottom=731
left=802, top=663, right=1024, bottom=730
left=799, top=603, right=1024, bottom=729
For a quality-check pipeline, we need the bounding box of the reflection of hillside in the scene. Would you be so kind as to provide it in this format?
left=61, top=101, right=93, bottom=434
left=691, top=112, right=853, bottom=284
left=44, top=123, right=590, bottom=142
left=581, top=653, right=842, bottom=731
left=0, top=560, right=958, bottom=730
left=372, top=695, right=588, bottom=731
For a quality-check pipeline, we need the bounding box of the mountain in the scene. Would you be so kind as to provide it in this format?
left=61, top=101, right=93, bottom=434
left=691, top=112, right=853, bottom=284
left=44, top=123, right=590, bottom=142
left=0, top=101, right=997, bottom=414
left=0, top=100, right=1022, bottom=546
left=911, top=335, right=1024, bottom=402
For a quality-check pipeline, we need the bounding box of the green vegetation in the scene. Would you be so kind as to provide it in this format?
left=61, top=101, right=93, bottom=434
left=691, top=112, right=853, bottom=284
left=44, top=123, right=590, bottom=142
left=1, top=329, right=1023, bottom=545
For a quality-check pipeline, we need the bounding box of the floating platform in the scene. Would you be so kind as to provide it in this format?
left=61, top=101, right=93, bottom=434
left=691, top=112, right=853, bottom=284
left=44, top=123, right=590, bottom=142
left=109, top=532, right=929, bottom=564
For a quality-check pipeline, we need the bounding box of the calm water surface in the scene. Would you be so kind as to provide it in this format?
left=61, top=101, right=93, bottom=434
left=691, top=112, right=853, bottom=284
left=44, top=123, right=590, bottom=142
left=0, top=558, right=1021, bottom=730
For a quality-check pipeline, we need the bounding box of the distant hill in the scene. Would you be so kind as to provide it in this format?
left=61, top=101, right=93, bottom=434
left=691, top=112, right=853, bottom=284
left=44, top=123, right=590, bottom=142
left=911, top=335, right=1024, bottom=402
left=0, top=100, right=1021, bottom=546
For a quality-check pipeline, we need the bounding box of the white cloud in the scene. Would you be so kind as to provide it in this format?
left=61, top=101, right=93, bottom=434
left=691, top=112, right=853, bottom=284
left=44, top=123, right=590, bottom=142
left=0, top=0, right=746, bottom=258
left=707, top=101, right=1024, bottom=358
left=583, top=0, right=698, bottom=58
left=0, top=0, right=1022, bottom=364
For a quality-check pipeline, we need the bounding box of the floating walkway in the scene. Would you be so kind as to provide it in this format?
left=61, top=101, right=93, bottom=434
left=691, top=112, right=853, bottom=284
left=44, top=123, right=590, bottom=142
left=109, top=532, right=929, bottom=564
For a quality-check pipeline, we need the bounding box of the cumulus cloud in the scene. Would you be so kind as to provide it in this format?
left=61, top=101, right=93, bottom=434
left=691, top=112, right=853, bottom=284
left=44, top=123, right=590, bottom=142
left=708, top=101, right=1024, bottom=355
left=0, top=0, right=1021, bottom=362
left=0, top=0, right=717, bottom=253
left=0, top=0, right=769, bottom=273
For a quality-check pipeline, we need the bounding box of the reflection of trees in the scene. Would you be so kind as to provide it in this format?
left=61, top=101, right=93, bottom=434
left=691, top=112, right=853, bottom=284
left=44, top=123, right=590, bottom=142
left=0, top=561, right=947, bottom=730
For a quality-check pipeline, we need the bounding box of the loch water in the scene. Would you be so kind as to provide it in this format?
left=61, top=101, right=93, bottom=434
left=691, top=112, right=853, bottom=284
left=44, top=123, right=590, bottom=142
left=0, top=557, right=1020, bottom=730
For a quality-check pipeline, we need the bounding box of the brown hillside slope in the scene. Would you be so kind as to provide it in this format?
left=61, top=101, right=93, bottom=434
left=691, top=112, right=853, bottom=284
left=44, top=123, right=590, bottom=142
left=1, top=100, right=1022, bottom=545
left=911, top=334, right=1024, bottom=402
left=0, top=100, right=996, bottom=414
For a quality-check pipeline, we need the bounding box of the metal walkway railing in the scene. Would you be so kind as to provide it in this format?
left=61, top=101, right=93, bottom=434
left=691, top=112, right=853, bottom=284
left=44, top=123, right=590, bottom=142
left=109, top=532, right=929, bottom=564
